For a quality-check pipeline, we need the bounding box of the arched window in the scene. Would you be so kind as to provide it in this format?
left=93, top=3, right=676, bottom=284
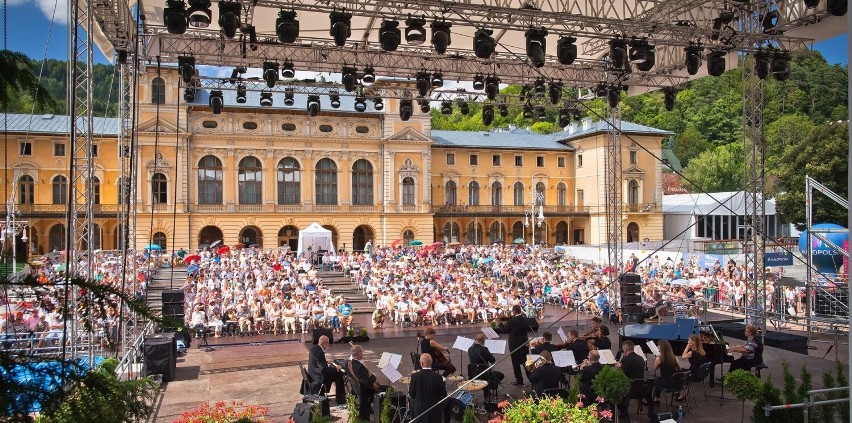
left=152, top=173, right=168, bottom=204
left=315, top=158, right=338, bottom=205
left=445, top=181, right=457, bottom=205
left=52, top=175, right=67, bottom=204
left=92, top=176, right=101, bottom=205
left=277, top=157, right=301, bottom=205
left=466, top=222, right=483, bottom=245
left=512, top=221, right=524, bottom=242
left=82, top=223, right=101, bottom=250
left=197, top=155, right=223, bottom=204
left=491, top=181, right=502, bottom=206
left=535, top=182, right=546, bottom=205
left=468, top=181, right=480, bottom=206
left=151, top=77, right=166, bottom=104
left=402, top=177, right=415, bottom=205
left=49, top=224, right=65, bottom=251
left=556, top=182, right=567, bottom=207
left=403, top=230, right=415, bottom=246
left=555, top=221, right=569, bottom=244
left=627, top=222, right=640, bottom=242
left=351, top=159, right=373, bottom=205
left=442, top=222, right=460, bottom=243
left=513, top=182, right=524, bottom=206
left=489, top=222, right=505, bottom=244
left=628, top=180, right=639, bottom=205
left=152, top=232, right=167, bottom=249
left=18, top=175, right=34, bottom=205
left=238, top=156, right=263, bottom=205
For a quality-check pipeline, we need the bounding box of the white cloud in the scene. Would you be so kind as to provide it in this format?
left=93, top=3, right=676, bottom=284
left=34, top=0, right=70, bottom=25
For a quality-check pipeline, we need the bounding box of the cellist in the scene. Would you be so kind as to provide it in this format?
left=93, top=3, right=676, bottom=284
left=420, top=327, right=456, bottom=376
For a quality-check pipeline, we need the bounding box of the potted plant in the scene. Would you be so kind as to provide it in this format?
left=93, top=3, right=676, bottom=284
left=592, top=366, right=630, bottom=420
left=725, top=369, right=763, bottom=423
left=490, top=396, right=611, bottom=423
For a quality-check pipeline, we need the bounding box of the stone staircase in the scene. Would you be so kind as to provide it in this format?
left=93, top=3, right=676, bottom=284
left=316, top=270, right=373, bottom=314
left=145, top=267, right=187, bottom=318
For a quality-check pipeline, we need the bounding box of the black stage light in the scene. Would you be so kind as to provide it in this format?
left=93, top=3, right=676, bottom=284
left=187, top=0, right=211, bottom=28
left=431, top=71, right=444, bottom=88
left=406, top=16, right=427, bottom=45
left=263, top=62, right=279, bottom=88
left=712, top=11, right=735, bottom=40
left=260, top=91, right=273, bottom=108
left=441, top=101, right=453, bottom=115
left=362, top=66, right=376, bottom=85
left=457, top=98, right=469, bottom=115
left=178, top=56, right=195, bottom=84
left=183, top=88, right=195, bottom=103
left=636, top=47, right=655, bottom=72
left=827, top=0, right=847, bottom=15
left=804, top=0, right=820, bottom=7
left=276, top=10, right=299, bottom=43
left=707, top=50, right=726, bottom=77
left=341, top=67, right=358, bottom=92
left=218, top=1, right=241, bottom=39
left=473, top=28, right=496, bottom=59
left=236, top=83, right=247, bottom=103
left=284, top=88, right=295, bottom=106
left=609, top=38, right=628, bottom=71
left=379, top=20, right=402, bottom=52
left=419, top=99, right=430, bottom=113
left=473, top=74, right=485, bottom=91
left=164, top=0, right=188, bottom=34
left=663, top=87, right=677, bottom=111
left=549, top=80, right=563, bottom=105
left=209, top=90, right=223, bottom=114
left=307, top=94, right=320, bottom=116
left=525, top=27, right=548, bottom=68
left=431, top=20, right=452, bottom=54
left=498, top=103, right=508, bottom=117
left=281, top=61, right=295, bottom=79
left=416, top=72, right=430, bottom=97
left=247, top=25, right=258, bottom=51
left=631, top=39, right=656, bottom=71
left=607, top=85, right=620, bottom=108
left=519, top=85, right=528, bottom=102
left=329, top=91, right=341, bottom=108
left=400, top=99, right=413, bottom=121
left=535, top=105, right=546, bottom=120
left=558, top=108, right=571, bottom=127
left=229, top=68, right=239, bottom=84
left=522, top=103, right=534, bottom=119
left=330, top=11, right=353, bottom=47
left=595, top=82, right=608, bottom=98
left=557, top=36, right=577, bottom=65
left=485, top=75, right=500, bottom=100
left=534, top=78, right=547, bottom=94
left=685, top=44, right=703, bottom=75
left=373, top=97, right=384, bottom=111
left=761, top=10, right=779, bottom=32
left=754, top=50, right=770, bottom=80
left=771, top=50, right=791, bottom=81
left=482, top=104, right=494, bottom=126
left=572, top=108, right=582, bottom=121
left=354, top=93, right=367, bottom=112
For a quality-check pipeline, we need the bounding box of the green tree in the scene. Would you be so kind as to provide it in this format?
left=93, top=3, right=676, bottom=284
left=673, top=125, right=710, bottom=167
left=683, top=142, right=744, bottom=192
left=764, top=113, right=815, bottom=172
left=0, top=50, right=57, bottom=112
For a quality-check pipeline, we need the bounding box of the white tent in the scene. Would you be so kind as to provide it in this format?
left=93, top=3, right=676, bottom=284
left=297, top=223, right=335, bottom=257
left=663, top=191, right=777, bottom=215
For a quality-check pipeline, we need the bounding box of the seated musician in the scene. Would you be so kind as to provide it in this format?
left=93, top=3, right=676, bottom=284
left=307, top=335, right=345, bottom=404
left=593, top=326, right=612, bottom=350
left=563, top=329, right=590, bottom=363
left=581, top=316, right=603, bottom=342
left=528, top=350, right=561, bottom=397
left=420, top=327, right=456, bottom=376
left=652, top=340, right=681, bottom=403
left=678, top=334, right=707, bottom=401
left=346, top=345, right=382, bottom=421
left=728, top=325, right=763, bottom=373
left=531, top=331, right=560, bottom=354
left=468, top=333, right=505, bottom=397
left=579, top=350, right=604, bottom=403
left=616, top=341, right=653, bottom=419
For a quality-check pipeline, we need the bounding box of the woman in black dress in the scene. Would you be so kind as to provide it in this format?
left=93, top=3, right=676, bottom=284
left=678, top=334, right=706, bottom=400
left=653, top=340, right=681, bottom=403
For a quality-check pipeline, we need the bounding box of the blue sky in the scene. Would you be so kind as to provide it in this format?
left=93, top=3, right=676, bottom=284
left=2, top=2, right=849, bottom=67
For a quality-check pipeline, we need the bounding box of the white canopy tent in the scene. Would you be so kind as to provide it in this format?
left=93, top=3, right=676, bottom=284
left=663, top=191, right=777, bottom=216
left=297, top=223, right=336, bottom=258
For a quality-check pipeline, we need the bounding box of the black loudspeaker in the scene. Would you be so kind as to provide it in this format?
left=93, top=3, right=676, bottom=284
left=312, top=328, right=334, bottom=345
left=162, top=303, right=184, bottom=316
left=162, top=290, right=185, bottom=304
left=620, top=272, right=642, bottom=309
left=144, top=332, right=177, bottom=382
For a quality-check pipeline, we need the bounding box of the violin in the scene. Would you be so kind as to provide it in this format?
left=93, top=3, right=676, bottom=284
left=579, top=327, right=601, bottom=341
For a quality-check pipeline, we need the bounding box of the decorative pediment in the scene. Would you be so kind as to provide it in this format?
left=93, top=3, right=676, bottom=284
left=146, top=152, right=173, bottom=178
left=398, top=158, right=421, bottom=174
left=137, top=117, right=181, bottom=134
left=623, top=165, right=645, bottom=180
left=385, top=126, right=431, bottom=142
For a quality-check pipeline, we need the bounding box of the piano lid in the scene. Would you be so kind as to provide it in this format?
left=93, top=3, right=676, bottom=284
left=618, top=318, right=701, bottom=342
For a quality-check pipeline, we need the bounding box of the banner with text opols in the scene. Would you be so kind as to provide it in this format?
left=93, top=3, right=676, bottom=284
left=764, top=252, right=794, bottom=267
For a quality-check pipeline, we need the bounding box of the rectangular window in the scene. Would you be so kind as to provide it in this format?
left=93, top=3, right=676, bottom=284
left=514, top=155, right=523, bottom=167
left=536, top=156, right=545, bottom=167
left=630, top=150, right=638, bottom=164
left=557, top=156, right=566, bottom=168
left=576, top=189, right=584, bottom=206
left=470, top=154, right=478, bottom=166
left=577, top=154, right=583, bottom=168
left=446, top=153, right=455, bottom=165
left=53, top=143, right=65, bottom=157
left=19, top=142, right=32, bottom=156
left=91, top=144, right=99, bottom=157
left=492, top=154, right=501, bottom=166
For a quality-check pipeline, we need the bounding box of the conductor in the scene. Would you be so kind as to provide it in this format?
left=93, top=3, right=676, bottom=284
left=495, top=305, right=531, bottom=386
left=409, top=353, right=449, bottom=423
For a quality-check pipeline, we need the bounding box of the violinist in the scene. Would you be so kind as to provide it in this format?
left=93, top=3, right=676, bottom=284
left=531, top=331, right=560, bottom=354
left=563, top=329, right=590, bottom=363
left=580, top=316, right=603, bottom=341
left=420, top=327, right=456, bottom=376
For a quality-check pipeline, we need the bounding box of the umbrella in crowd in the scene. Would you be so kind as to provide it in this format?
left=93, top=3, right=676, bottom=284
left=670, top=278, right=689, bottom=286
left=480, top=257, right=495, bottom=264
left=391, top=239, right=402, bottom=248
left=410, top=240, right=423, bottom=246
left=144, top=244, right=162, bottom=250
left=233, top=243, right=245, bottom=250
left=513, top=237, right=525, bottom=244
left=217, top=246, right=230, bottom=255
left=184, top=254, right=201, bottom=264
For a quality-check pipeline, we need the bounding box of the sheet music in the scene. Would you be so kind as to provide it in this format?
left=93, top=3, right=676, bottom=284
left=381, top=365, right=404, bottom=383
left=646, top=341, right=660, bottom=357
left=527, top=354, right=541, bottom=362
left=599, top=349, right=617, bottom=365
left=484, top=339, right=507, bottom=355
left=452, top=336, right=475, bottom=352
left=556, top=327, right=568, bottom=344
left=377, top=352, right=402, bottom=369
left=552, top=350, right=577, bottom=368
left=481, top=327, right=499, bottom=340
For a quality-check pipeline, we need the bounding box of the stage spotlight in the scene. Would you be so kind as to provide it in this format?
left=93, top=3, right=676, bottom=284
left=354, top=93, right=367, bottom=112
left=431, top=71, right=444, bottom=88
left=827, top=0, right=847, bottom=15
left=525, top=27, right=548, bottom=68
left=263, top=62, right=279, bottom=88
left=400, top=99, right=413, bottom=121
left=609, top=38, right=628, bottom=71
left=534, top=78, right=547, bottom=94
left=636, top=47, right=655, bottom=72
left=406, top=16, right=427, bottom=45
left=572, top=108, right=582, bottom=121
left=373, top=97, right=384, bottom=111
left=260, top=91, right=273, bottom=108
left=685, top=44, right=703, bottom=75
left=761, top=10, right=779, bottom=32
left=431, top=20, right=452, bottom=54
left=595, top=82, right=608, bottom=98
left=330, top=11, right=353, bottom=47
left=482, top=104, right=494, bottom=126
left=379, top=20, right=402, bottom=51
left=183, top=88, right=195, bottom=102
left=187, top=0, right=211, bottom=28
left=771, top=50, right=791, bottom=81
left=712, top=11, right=735, bottom=40
left=209, top=90, right=223, bottom=114
left=558, top=108, right=571, bottom=127
left=485, top=75, right=500, bottom=100
left=416, top=72, right=430, bottom=97
left=473, top=74, right=485, bottom=91
left=178, top=56, right=195, bottom=84
left=557, top=36, right=577, bottom=65
left=247, top=25, right=258, bottom=51
left=284, top=88, right=295, bottom=106
left=307, top=95, right=321, bottom=116
left=549, top=80, right=563, bottom=105
left=473, top=28, right=496, bottom=59
left=457, top=98, right=469, bottom=115
left=276, top=10, right=299, bottom=43
left=362, top=66, right=376, bottom=85
left=236, top=83, right=247, bottom=103
left=754, top=50, right=770, bottom=80
left=663, top=87, right=677, bottom=111
left=164, top=0, right=188, bottom=34
left=522, top=103, right=534, bottom=119
left=630, top=39, right=656, bottom=71
left=419, top=99, right=430, bottom=113
left=341, top=67, right=358, bottom=92
left=607, top=86, right=620, bottom=108
left=498, top=103, right=508, bottom=117
left=329, top=91, right=341, bottom=108
left=218, top=1, right=241, bottom=39
left=281, top=61, right=295, bottom=79
left=440, top=101, right=453, bottom=115
left=535, top=105, right=546, bottom=120
left=707, top=50, right=726, bottom=77
left=229, top=68, right=239, bottom=84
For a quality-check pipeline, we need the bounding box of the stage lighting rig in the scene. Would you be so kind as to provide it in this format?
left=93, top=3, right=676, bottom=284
left=804, top=0, right=820, bottom=7
left=557, top=36, right=577, bottom=65
left=183, top=88, right=195, bottom=102
left=400, top=99, right=413, bottom=121
left=771, top=50, right=791, bottom=81
left=262, top=62, right=279, bottom=88
left=482, top=104, right=494, bottom=126
left=525, top=27, right=548, bottom=68
left=441, top=101, right=453, bottom=115
left=609, top=38, right=628, bottom=71
left=484, top=75, right=500, bottom=100
left=362, top=66, right=376, bottom=85
left=405, top=16, right=427, bottom=45
left=416, top=72, right=430, bottom=97
left=431, top=20, right=452, bottom=54
left=284, top=88, right=295, bottom=106
left=630, top=39, right=655, bottom=71
left=280, top=61, right=295, bottom=79
left=534, top=78, right=546, bottom=95
left=164, top=0, right=188, bottom=34
left=761, top=10, right=779, bottom=33
left=329, top=91, right=341, bottom=108
left=519, top=85, right=529, bottom=102
left=373, top=97, right=384, bottom=111
left=341, top=67, right=358, bottom=92
left=663, top=87, right=677, bottom=111
left=187, top=0, right=211, bottom=28
left=549, top=80, right=563, bottom=105
left=209, top=90, right=223, bottom=114
left=178, top=56, right=195, bottom=84
left=522, top=103, right=534, bottom=119
left=754, top=49, right=770, bottom=80
left=685, top=43, right=703, bottom=75
left=418, top=99, right=430, bottom=113
left=827, top=0, right=847, bottom=15
left=229, top=66, right=246, bottom=84
left=712, top=11, right=735, bottom=40
left=472, top=74, right=485, bottom=91
left=246, top=25, right=258, bottom=51
left=535, top=105, right=546, bottom=120
left=218, top=1, right=241, bottom=39
left=379, top=20, right=402, bottom=52
left=236, top=83, right=247, bottom=103
left=474, top=28, right=496, bottom=59
left=558, top=107, right=571, bottom=127
left=276, top=10, right=299, bottom=43
left=707, top=50, right=726, bottom=77
left=307, top=95, right=321, bottom=116
left=498, top=103, right=508, bottom=117
left=330, top=11, right=353, bottom=47
left=607, top=85, right=620, bottom=108
left=457, top=98, right=470, bottom=115
left=354, top=90, right=367, bottom=112
left=260, top=91, right=273, bottom=108
left=431, top=72, right=444, bottom=88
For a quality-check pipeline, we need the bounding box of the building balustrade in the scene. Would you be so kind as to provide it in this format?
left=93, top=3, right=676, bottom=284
left=432, top=204, right=592, bottom=215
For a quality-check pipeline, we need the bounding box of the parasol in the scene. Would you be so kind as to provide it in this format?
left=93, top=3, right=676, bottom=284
left=391, top=239, right=401, bottom=248
left=217, top=246, right=231, bottom=255
left=184, top=254, right=201, bottom=264
left=144, top=244, right=162, bottom=250
left=410, top=240, right=423, bottom=246
left=513, top=237, right=525, bottom=244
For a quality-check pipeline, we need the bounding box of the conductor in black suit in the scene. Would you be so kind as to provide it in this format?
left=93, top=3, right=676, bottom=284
left=347, top=345, right=377, bottom=421
left=495, top=305, right=531, bottom=385
left=409, top=353, right=449, bottom=423
left=468, top=333, right=505, bottom=398
left=528, top=350, right=561, bottom=396
left=616, top=340, right=653, bottom=419
left=307, top=335, right=345, bottom=404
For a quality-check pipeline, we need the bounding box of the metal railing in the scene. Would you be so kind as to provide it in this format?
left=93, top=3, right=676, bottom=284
left=116, top=320, right=156, bottom=381
left=432, top=204, right=592, bottom=214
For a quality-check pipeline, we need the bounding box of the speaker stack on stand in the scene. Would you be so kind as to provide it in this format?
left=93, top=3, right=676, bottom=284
left=161, top=289, right=185, bottom=330
left=619, top=273, right=643, bottom=323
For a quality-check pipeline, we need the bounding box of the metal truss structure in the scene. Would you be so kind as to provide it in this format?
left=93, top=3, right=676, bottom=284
left=604, top=103, right=623, bottom=299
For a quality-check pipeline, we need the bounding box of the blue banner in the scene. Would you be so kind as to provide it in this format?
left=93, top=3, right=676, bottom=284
left=764, top=252, right=794, bottom=266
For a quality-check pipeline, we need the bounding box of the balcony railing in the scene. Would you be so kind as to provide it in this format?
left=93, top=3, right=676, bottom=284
left=625, top=203, right=660, bottom=213
left=195, top=204, right=224, bottom=212
left=10, top=204, right=121, bottom=215
left=236, top=204, right=264, bottom=213
left=432, top=204, right=591, bottom=215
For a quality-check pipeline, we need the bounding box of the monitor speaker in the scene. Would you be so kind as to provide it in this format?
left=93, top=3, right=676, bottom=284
left=312, top=328, right=334, bottom=345
left=161, top=290, right=185, bottom=304
left=144, top=333, right=177, bottom=382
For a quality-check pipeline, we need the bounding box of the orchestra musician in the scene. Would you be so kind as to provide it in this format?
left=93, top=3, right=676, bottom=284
left=530, top=331, right=560, bottom=354
left=468, top=333, right=505, bottom=400
left=495, top=305, right=531, bottom=386
left=728, top=325, right=763, bottom=373
left=579, top=350, right=604, bottom=403
left=347, top=344, right=380, bottom=421
left=679, top=334, right=707, bottom=401
left=307, top=335, right=345, bottom=405
left=562, top=329, right=590, bottom=363
left=528, top=350, right=560, bottom=396
left=616, top=340, right=654, bottom=420
left=653, top=340, right=681, bottom=403
left=420, top=327, right=456, bottom=376
left=580, top=316, right=603, bottom=342
left=409, top=354, right=449, bottom=423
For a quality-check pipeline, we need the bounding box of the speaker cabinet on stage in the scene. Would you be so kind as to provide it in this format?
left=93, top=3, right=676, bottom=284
left=312, top=328, right=334, bottom=345
left=161, top=290, right=185, bottom=305
left=144, top=333, right=177, bottom=382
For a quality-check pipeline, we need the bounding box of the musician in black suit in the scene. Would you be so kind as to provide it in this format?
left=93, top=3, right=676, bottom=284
left=495, top=305, right=531, bottom=385
left=579, top=350, right=604, bottom=404
left=531, top=331, right=560, bottom=354
left=528, top=350, right=561, bottom=396
left=468, top=333, right=505, bottom=396
left=307, top=335, right=345, bottom=404
left=347, top=345, right=377, bottom=421
left=616, top=340, right=653, bottom=419
left=563, top=329, right=590, bottom=363
left=409, top=353, right=449, bottom=423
